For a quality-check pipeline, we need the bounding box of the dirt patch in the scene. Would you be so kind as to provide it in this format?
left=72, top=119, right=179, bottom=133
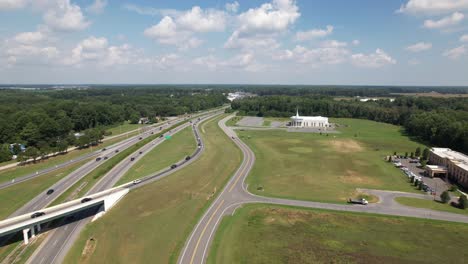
left=288, top=147, right=313, bottom=154
left=338, top=170, right=380, bottom=185
left=81, top=237, right=97, bottom=261
left=327, top=139, right=364, bottom=153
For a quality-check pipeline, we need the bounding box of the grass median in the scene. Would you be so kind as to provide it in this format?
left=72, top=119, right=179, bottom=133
left=63, top=114, right=242, bottom=264
left=242, top=118, right=424, bottom=203
left=116, top=126, right=196, bottom=185
left=208, top=204, right=468, bottom=264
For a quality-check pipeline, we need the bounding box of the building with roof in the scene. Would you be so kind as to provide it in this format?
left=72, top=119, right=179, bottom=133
left=428, top=148, right=468, bottom=188
left=290, top=109, right=329, bottom=128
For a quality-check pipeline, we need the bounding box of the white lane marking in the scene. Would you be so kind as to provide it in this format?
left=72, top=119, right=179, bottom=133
left=53, top=239, right=58, bottom=246
left=39, top=257, right=45, bottom=264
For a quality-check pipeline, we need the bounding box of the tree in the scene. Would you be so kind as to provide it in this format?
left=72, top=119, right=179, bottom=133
left=418, top=181, right=423, bottom=190
left=415, top=147, right=421, bottom=157
left=410, top=175, right=415, bottom=183
left=393, top=151, right=397, bottom=156
left=422, top=148, right=430, bottom=161
left=57, top=140, right=68, bottom=153
left=410, top=152, right=414, bottom=159
left=440, top=191, right=451, bottom=203
left=458, top=195, right=467, bottom=209
left=0, top=144, right=12, bottom=163
left=388, top=156, right=392, bottom=162
left=405, top=152, right=408, bottom=158
left=414, top=179, right=419, bottom=186
left=23, top=146, right=39, bottom=162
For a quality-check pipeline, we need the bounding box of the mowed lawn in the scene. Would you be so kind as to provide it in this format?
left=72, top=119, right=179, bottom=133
left=395, top=197, right=468, bottom=216
left=241, top=118, right=424, bottom=203
left=208, top=204, right=468, bottom=264
left=116, top=126, right=196, bottom=185
left=63, top=115, right=242, bottom=264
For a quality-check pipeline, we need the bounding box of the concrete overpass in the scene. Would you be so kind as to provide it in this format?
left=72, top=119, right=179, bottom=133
left=0, top=184, right=131, bottom=245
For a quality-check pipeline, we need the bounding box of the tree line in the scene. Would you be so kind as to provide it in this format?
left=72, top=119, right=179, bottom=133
left=0, top=87, right=228, bottom=162
left=231, top=95, right=468, bottom=154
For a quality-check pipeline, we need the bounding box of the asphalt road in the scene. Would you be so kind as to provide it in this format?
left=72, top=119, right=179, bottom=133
left=26, top=112, right=222, bottom=264
left=178, top=114, right=468, bottom=264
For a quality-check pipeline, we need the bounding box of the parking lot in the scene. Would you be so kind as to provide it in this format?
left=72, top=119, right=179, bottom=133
left=393, top=158, right=450, bottom=197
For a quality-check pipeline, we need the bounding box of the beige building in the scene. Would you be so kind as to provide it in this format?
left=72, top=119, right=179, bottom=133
left=428, top=148, right=468, bottom=188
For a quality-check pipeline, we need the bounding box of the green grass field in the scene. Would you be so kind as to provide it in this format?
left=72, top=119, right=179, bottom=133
left=395, top=197, right=468, bottom=216
left=208, top=204, right=468, bottom=264
left=241, top=118, right=424, bottom=203
left=0, top=159, right=90, bottom=219
left=63, top=115, right=242, bottom=264
left=116, top=126, right=196, bottom=185
left=104, top=121, right=145, bottom=136
left=225, top=116, right=241, bottom=126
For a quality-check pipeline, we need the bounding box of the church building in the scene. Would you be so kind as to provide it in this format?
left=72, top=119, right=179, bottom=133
left=290, top=110, right=329, bottom=128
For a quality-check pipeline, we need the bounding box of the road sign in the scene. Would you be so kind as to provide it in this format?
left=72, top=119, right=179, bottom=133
left=165, top=135, right=172, bottom=140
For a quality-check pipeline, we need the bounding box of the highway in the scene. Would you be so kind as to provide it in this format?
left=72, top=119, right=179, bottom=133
left=178, top=114, right=468, bottom=264
left=25, top=111, right=222, bottom=264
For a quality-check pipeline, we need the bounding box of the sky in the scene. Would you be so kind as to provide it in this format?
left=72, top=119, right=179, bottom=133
left=0, top=0, right=467, bottom=85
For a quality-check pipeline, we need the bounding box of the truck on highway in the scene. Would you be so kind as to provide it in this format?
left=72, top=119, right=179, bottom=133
left=347, top=198, right=368, bottom=205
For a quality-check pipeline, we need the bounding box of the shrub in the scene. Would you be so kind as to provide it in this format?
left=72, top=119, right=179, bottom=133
left=418, top=181, right=423, bottom=190
left=459, top=195, right=468, bottom=209
left=410, top=175, right=415, bottom=183
left=414, top=179, right=419, bottom=186
left=449, top=185, right=459, bottom=192
left=440, top=191, right=451, bottom=204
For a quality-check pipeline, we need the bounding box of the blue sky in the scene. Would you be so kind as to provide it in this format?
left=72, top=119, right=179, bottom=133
left=0, top=0, right=467, bottom=85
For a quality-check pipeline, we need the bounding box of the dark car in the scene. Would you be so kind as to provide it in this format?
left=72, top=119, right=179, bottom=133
left=115, top=149, right=119, bottom=153
left=96, top=157, right=102, bottom=161
left=171, top=164, right=177, bottom=169
left=46, top=189, right=54, bottom=195
left=139, top=137, right=143, bottom=140
left=81, top=198, right=93, bottom=203
left=131, top=157, right=135, bottom=161
left=151, top=132, right=154, bottom=134
left=104, top=156, right=108, bottom=160
left=31, top=212, right=45, bottom=218
left=139, top=151, right=143, bottom=154
left=160, top=135, right=164, bottom=138
left=102, top=148, right=107, bottom=151
left=185, top=156, right=191, bottom=161
left=159, top=127, right=162, bottom=130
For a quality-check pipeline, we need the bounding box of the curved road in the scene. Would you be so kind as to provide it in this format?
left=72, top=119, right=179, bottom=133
left=26, top=111, right=223, bottom=264
left=178, top=114, right=468, bottom=264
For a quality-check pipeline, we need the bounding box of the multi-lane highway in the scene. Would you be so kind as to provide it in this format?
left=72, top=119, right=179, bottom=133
left=178, top=114, right=468, bottom=264
left=26, top=111, right=222, bottom=264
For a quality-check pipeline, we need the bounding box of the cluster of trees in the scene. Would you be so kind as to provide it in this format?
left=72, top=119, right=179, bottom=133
left=0, top=87, right=228, bottom=162
left=231, top=95, right=468, bottom=154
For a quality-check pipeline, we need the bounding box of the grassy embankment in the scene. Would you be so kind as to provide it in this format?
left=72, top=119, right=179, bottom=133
left=225, top=115, right=241, bottom=126
left=63, top=115, right=242, bottom=264
left=242, top=118, right=425, bottom=203
left=395, top=197, right=468, bottom=216
left=116, top=126, right=196, bottom=185
left=50, top=121, right=189, bottom=206
left=208, top=204, right=468, bottom=264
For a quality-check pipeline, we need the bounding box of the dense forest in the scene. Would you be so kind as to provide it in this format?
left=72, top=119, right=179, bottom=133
left=0, top=87, right=228, bottom=162
left=231, top=95, right=468, bottom=154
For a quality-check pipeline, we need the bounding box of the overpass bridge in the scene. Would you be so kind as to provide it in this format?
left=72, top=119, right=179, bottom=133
left=0, top=183, right=131, bottom=245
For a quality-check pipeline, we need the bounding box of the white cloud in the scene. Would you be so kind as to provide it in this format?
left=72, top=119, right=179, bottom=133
left=351, top=49, right=396, bottom=68
left=276, top=44, right=349, bottom=65
left=405, top=42, right=432, bottom=52
left=460, top=34, right=468, bottom=42
left=224, top=30, right=280, bottom=50
left=144, top=16, right=201, bottom=49
left=236, top=0, right=300, bottom=34
left=225, top=1, right=239, bottom=13
left=86, top=0, right=107, bottom=14
left=295, top=25, right=333, bottom=41
left=423, top=12, right=464, bottom=29
left=43, top=0, right=90, bottom=31
left=443, top=45, right=467, bottom=58
left=13, top=31, right=45, bottom=44
left=398, top=0, right=468, bottom=15
left=352, top=40, right=360, bottom=46
left=176, top=6, right=226, bottom=32
left=0, top=0, right=27, bottom=10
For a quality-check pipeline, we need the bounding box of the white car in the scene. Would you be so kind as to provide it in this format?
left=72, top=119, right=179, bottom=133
left=132, top=179, right=141, bottom=185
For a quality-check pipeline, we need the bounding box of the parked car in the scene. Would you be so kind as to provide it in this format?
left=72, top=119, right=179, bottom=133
left=31, top=212, right=45, bottom=218
left=46, top=189, right=54, bottom=195
left=81, top=198, right=93, bottom=203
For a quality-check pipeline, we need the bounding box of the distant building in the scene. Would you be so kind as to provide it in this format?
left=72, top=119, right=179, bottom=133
left=428, top=148, right=468, bottom=188
left=289, top=110, right=329, bottom=128
left=138, top=117, right=149, bottom=124
left=226, top=92, right=255, bottom=101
